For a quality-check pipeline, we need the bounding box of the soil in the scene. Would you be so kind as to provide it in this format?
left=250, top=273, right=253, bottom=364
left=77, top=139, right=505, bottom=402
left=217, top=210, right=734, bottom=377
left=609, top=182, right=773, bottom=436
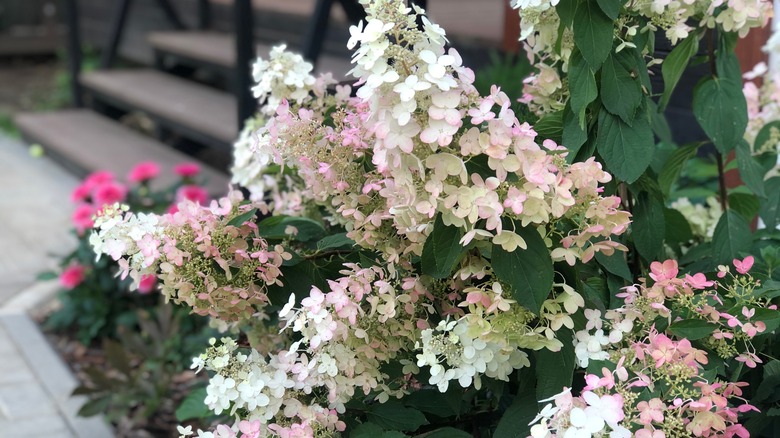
left=0, top=55, right=63, bottom=114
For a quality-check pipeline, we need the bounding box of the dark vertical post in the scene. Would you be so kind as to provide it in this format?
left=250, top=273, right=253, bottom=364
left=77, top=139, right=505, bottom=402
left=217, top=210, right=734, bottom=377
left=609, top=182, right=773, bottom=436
left=64, top=0, right=83, bottom=107
left=234, top=0, right=255, bottom=130
left=336, top=0, right=366, bottom=24
left=302, top=0, right=336, bottom=67
left=100, top=0, right=132, bottom=69
left=410, top=0, right=427, bottom=8
left=153, top=0, right=185, bottom=29
left=198, top=0, right=211, bottom=30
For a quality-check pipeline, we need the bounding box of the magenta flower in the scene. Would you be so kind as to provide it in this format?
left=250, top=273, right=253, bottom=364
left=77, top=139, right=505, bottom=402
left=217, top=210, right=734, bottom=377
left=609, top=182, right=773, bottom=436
left=59, top=264, right=86, bottom=289
left=127, top=161, right=160, bottom=183
left=137, top=274, right=157, bottom=294
left=174, top=162, right=201, bottom=178
left=176, top=185, right=209, bottom=205
left=71, top=203, right=95, bottom=235
left=93, top=181, right=128, bottom=206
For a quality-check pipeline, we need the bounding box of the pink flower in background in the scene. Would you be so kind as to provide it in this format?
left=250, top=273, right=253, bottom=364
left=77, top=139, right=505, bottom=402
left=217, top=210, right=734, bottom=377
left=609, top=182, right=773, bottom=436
left=174, top=162, right=201, bottom=178
left=70, top=183, right=92, bottom=203
left=71, top=203, right=95, bottom=234
left=176, top=185, right=209, bottom=205
left=83, top=170, right=114, bottom=188
left=734, top=256, right=754, bottom=275
left=137, top=274, right=157, bottom=294
left=93, top=181, right=128, bottom=206
left=60, top=264, right=86, bottom=289
left=128, top=161, right=160, bottom=183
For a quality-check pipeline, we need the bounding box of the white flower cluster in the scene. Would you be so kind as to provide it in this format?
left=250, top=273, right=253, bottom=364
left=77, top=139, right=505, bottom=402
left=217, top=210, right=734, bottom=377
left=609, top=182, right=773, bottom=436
left=670, top=197, right=723, bottom=242
left=252, top=44, right=316, bottom=113
left=415, top=319, right=531, bottom=392
left=529, top=388, right=630, bottom=438
left=573, top=309, right=633, bottom=368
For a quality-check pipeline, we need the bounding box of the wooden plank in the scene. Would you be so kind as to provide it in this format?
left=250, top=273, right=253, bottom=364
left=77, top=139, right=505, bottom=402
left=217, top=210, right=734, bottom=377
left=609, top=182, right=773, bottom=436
left=79, top=69, right=239, bottom=146
left=148, top=30, right=353, bottom=79
left=14, top=109, right=230, bottom=196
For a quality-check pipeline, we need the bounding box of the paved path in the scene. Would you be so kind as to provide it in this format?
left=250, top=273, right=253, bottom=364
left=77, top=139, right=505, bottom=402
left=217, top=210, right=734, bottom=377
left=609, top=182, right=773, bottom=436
left=0, top=134, right=113, bottom=437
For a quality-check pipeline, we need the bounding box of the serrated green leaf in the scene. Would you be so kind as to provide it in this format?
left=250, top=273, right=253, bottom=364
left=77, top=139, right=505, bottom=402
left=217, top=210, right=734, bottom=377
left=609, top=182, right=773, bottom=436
left=404, top=388, right=461, bottom=418
left=760, top=177, right=780, bottom=230
left=660, top=32, right=699, bottom=111
left=366, top=401, right=428, bottom=432
left=569, top=50, right=597, bottom=122
left=663, top=208, right=693, bottom=244
left=712, top=210, right=752, bottom=264
left=596, top=109, right=654, bottom=183
left=735, top=140, right=767, bottom=198
left=226, top=208, right=257, bottom=227
left=175, top=387, right=210, bottom=421
left=418, top=428, right=471, bottom=438
left=77, top=396, right=110, bottom=417
left=421, top=215, right=465, bottom=279
left=601, top=50, right=642, bottom=123
left=728, top=192, right=760, bottom=222
left=668, top=319, right=717, bottom=340
left=492, top=225, right=553, bottom=314
left=573, top=1, right=614, bottom=69
left=659, top=143, right=700, bottom=196
left=632, top=192, right=666, bottom=262
left=316, top=233, right=355, bottom=250
left=595, top=251, right=632, bottom=281
left=534, top=110, right=563, bottom=144
left=257, top=215, right=326, bottom=242
left=693, top=77, right=748, bottom=154
left=352, top=423, right=385, bottom=438
left=596, top=0, right=623, bottom=19
left=555, top=0, right=577, bottom=27
left=535, top=328, right=575, bottom=399
left=493, top=390, right=538, bottom=438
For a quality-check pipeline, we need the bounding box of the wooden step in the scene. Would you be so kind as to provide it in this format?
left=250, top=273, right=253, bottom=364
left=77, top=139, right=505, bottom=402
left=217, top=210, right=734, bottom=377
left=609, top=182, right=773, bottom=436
left=14, top=109, right=230, bottom=196
left=148, top=31, right=353, bottom=79
left=79, top=69, right=239, bottom=147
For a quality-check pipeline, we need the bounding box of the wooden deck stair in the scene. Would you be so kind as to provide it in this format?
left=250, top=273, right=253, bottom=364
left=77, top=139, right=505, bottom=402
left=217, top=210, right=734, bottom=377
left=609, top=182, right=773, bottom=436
left=79, top=69, right=240, bottom=148
left=148, top=31, right=353, bottom=79
left=14, top=110, right=231, bottom=196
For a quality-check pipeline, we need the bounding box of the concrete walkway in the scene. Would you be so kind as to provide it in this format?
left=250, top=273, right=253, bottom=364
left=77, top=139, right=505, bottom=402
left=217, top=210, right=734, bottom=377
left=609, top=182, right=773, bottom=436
left=0, top=134, right=113, bottom=437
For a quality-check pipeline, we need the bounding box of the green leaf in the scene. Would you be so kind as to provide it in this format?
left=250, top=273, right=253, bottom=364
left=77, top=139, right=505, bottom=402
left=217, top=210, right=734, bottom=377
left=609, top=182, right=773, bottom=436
left=573, top=0, right=614, bottom=69
left=555, top=0, right=577, bottom=27
left=760, top=177, right=780, bottom=229
left=563, top=103, right=588, bottom=158
left=352, top=423, right=385, bottom=438
left=569, top=50, right=598, bottom=122
left=534, top=110, right=563, bottom=144
left=595, top=251, right=632, bottom=281
left=728, top=192, right=760, bottom=222
left=658, top=143, right=700, bottom=196
left=316, top=233, right=355, bottom=251
left=663, top=208, right=693, bottom=244
left=693, top=77, right=748, bottom=154
left=754, top=359, right=780, bottom=402
left=175, top=387, right=210, bottom=421
left=492, top=225, right=553, bottom=314
left=711, top=210, right=752, bottom=265
left=421, top=215, right=465, bottom=279
left=404, top=388, right=461, bottom=418
left=535, top=328, right=575, bottom=399
left=660, top=32, right=699, bottom=111
left=257, top=216, right=326, bottom=242
left=493, top=390, right=538, bottom=438
left=37, top=271, right=58, bottom=281
left=226, top=208, right=257, bottom=227
left=418, top=428, right=471, bottom=438
left=668, top=319, right=717, bottom=340
left=366, top=401, right=428, bottom=432
left=735, top=140, right=767, bottom=198
left=596, top=109, right=654, bottom=183
left=600, top=50, right=642, bottom=124
left=77, top=396, right=110, bottom=417
left=632, top=192, right=666, bottom=262
left=596, top=0, right=623, bottom=19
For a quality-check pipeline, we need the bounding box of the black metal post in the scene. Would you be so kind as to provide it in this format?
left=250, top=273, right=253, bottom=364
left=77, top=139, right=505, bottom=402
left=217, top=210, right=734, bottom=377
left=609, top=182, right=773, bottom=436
left=198, top=0, right=211, bottom=30
left=234, top=0, right=255, bottom=130
left=410, top=0, right=428, bottom=9
left=100, top=0, right=132, bottom=69
left=336, top=0, right=366, bottom=25
left=153, top=0, right=186, bottom=29
left=64, top=0, right=83, bottom=107
left=303, top=0, right=336, bottom=67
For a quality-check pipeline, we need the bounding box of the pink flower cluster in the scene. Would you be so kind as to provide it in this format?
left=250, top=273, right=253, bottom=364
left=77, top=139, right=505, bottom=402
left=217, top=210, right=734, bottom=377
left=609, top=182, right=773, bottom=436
left=70, top=171, right=128, bottom=234
left=532, top=256, right=769, bottom=437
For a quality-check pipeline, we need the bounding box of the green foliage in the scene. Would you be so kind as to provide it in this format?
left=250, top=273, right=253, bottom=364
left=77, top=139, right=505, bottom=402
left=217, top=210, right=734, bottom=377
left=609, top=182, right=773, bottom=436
left=365, top=401, right=429, bottom=432
left=421, top=214, right=466, bottom=279
left=596, top=109, right=654, bottom=183
left=572, top=1, right=614, bottom=69
left=491, top=225, right=554, bottom=315
left=693, top=76, right=748, bottom=154
left=712, top=210, right=752, bottom=265
left=659, top=32, right=700, bottom=111
left=600, top=49, right=643, bottom=124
